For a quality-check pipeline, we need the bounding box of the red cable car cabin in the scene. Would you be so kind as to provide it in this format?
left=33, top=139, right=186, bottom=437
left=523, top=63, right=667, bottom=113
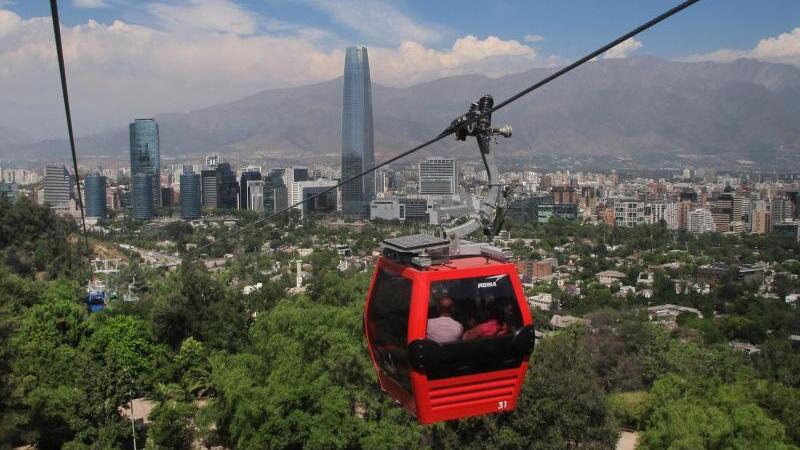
left=365, top=235, right=535, bottom=424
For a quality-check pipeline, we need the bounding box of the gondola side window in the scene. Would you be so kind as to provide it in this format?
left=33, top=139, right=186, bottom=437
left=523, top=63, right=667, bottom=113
left=367, top=268, right=413, bottom=392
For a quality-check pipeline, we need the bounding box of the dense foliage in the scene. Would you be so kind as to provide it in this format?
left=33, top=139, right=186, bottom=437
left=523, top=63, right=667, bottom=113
left=0, top=199, right=798, bottom=449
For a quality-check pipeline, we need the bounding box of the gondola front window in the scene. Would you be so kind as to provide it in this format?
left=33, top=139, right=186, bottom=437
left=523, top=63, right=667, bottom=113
left=425, top=273, right=524, bottom=379
left=366, top=268, right=413, bottom=392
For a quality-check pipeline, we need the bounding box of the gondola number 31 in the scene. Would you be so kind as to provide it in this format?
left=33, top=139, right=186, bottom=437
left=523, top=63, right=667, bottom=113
left=497, top=401, right=508, bottom=410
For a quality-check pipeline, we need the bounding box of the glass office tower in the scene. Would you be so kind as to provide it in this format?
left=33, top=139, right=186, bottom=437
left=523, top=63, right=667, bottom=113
left=129, top=119, right=160, bottom=216
left=84, top=172, right=107, bottom=218
left=240, top=170, right=262, bottom=210
left=180, top=165, right=201, bottom=220
left=341, top=46, right=374, bottom=218
left=132, top=173, right=154, bottom=220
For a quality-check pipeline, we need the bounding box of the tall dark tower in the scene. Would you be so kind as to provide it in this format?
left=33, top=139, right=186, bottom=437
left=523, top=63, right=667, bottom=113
left=341, top=46, right=374, bottom=218
left=129, top=118, right=160, bottom=217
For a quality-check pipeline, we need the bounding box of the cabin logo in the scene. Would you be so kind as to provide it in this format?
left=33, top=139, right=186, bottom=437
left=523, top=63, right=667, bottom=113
left=477, top=274, right=507, bottom=289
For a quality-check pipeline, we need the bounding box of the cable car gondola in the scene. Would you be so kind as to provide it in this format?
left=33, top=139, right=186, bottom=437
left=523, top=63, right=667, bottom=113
left=365, top=235, right=535, bottom=424
left=365, top=96, right=535, bottom=424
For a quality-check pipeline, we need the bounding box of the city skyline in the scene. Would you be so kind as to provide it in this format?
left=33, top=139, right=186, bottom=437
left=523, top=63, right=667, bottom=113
left=3, top=2, right=800, bottom=139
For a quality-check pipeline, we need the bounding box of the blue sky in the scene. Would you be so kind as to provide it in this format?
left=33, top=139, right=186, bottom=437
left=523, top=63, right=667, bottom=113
left=1, top=0, right=799, bottom=137
left=9, top=0, right=800, bottom=59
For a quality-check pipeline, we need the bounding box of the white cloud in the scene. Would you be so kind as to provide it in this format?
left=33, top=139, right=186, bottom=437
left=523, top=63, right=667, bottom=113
left=0, top=7, right=556, bottom=139
left=523, top=34, right=544, bottom=43
left=74, top=0, right=108, bottom=8
left=682, top=27, right=800, bottom=65
left=603, top=37, right=642, bottom=59
left=147, top=0, right=257, bottom=35
left=371, top=35, right=540, bottom=84
left=303, top=0, right=444, bottom=45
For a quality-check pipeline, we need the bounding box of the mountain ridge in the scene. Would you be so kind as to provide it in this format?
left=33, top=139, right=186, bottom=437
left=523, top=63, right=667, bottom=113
left=3, top=57, right=800, bottom=166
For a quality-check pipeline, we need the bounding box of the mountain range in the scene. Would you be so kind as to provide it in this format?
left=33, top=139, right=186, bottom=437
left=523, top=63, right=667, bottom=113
left=3, top=57, right=800, bottom=167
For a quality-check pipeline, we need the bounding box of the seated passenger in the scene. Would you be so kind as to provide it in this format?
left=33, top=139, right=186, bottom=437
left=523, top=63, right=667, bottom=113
left=426, top=296, right=463, bottom=344
left=462, top=304, right=508, bottom=340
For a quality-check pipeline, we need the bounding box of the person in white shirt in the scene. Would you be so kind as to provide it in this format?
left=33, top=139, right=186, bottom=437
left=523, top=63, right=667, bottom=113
left=426, top=296, right=463, bottom=344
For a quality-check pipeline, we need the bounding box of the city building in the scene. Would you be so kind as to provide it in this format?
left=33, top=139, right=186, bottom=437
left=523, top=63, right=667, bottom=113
left=179, top=166, right=201, bottom=220
left=614, top=198, right=646, bottom=227
left=538, top=203, right=579, bottom=222
left=418, top=157, right=457, bottom=196
left=341, top=46, right=375, bottom=218
left=268, top=167, right=308, bottom=210
left=215, top=163, right=238, bottom=209
left=201, top=169, right=217, bottom=209
left=160, top=187, right=176, bottom=208
left=247, top=180, right=264, bottom=212
left=552, top=186, right=578, bottom=205
left=263, top=172, right=288, bottom=213
left=688, top=208, right=714, bottom=235
left=132, top=173, right=154, bottom=220
left=84, top=172, right=107, bottom=218
left=0, top=182, right=19, bottom=203
left=369, top=197, right=428, bottom=222
left=240, top=170, right=262, bottom=210
left=291, top=180, right=338, bottom=218
left=774, top=222, right=800, bottom=242
left=752, top=209, right=770, bottom=234
left=129, top=119, right=160, bottom=213
left=43, top=164, right=72, bottom=206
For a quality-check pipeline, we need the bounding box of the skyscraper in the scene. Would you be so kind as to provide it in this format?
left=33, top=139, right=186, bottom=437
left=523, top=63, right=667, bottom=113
left=240, top=169, right=262, bottom=210
left=129, top=119, right=160, bottom=214
left=132, top=173, right=154, bottom=220
left=418, top=157, right=457, bottom=196
left=43, top=164, right=72, bottom=206
left=84, top=172, right=107, bottom=218
left=215, top=162, right=238, bottom=209
left=264, top=172, right=288, bottom=213
left=180, top=165, right=201, bottom=220
left=201, top=169, right=217, bottom=209
left=247, top=180, right=264, bottom=212
left=341, top=46, right=374, bottom=218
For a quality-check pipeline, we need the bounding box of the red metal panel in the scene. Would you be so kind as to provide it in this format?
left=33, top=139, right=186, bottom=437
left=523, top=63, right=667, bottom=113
left=415, top=367, right=527, bottom=424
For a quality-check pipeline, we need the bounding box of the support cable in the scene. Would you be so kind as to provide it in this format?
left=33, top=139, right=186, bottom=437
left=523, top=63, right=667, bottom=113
left=49, top=0, right=90, bottom=254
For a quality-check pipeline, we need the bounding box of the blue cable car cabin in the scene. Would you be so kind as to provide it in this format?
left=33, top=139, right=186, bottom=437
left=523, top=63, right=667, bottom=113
left=86, top=290, right=105, bottom=313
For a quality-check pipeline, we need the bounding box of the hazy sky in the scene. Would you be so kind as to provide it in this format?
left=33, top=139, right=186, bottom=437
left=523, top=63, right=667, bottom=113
left=2, top=0, right=799, bottom=139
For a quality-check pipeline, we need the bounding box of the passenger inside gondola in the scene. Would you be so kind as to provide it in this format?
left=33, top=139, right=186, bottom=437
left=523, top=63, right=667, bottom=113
left=426, top=296, right=464, bottom=344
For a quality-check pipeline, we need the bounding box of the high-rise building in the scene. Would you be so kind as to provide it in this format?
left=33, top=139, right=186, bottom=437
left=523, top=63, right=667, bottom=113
left=270, top=166, right=308, bottom=209
left=84, top=172, right=107, bottom=218
left=0, top=182, right=18, bottom=203
left=43, top=164, right=72, bottom=206
left=688, top=208, right=714, bottom=235
left=247, top=180, right=264, bottom=212
left=129, top=119, right=160, bottom=214
left=132, top=173, right=154, bottom=220
left=552, top=186, right=578, bottom=205
left=201, top=169, right=217, bottom=208
left=770, top=197, right=792, bottom=226
left=341, top=46, right=374, bottom=217
left=418, top=157, right=457, bottom=196
left=162, top=187, right=177, bottom=208
left=614, top=198, right=646, bottom=227
left=240, top=170, right=262, bottom=210
left=215, top=163, right=238, bottom=209
left=264, top=172, right=288, bottom=213
left=291, top=180, right=338, bottom=218
left=180, top=166, right=201, bottom=220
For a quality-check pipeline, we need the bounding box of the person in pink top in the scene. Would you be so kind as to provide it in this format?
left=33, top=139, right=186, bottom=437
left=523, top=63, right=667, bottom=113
left=426, top=296, right=463, bottom=344
left=462, top=303, right=509, bottom=340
